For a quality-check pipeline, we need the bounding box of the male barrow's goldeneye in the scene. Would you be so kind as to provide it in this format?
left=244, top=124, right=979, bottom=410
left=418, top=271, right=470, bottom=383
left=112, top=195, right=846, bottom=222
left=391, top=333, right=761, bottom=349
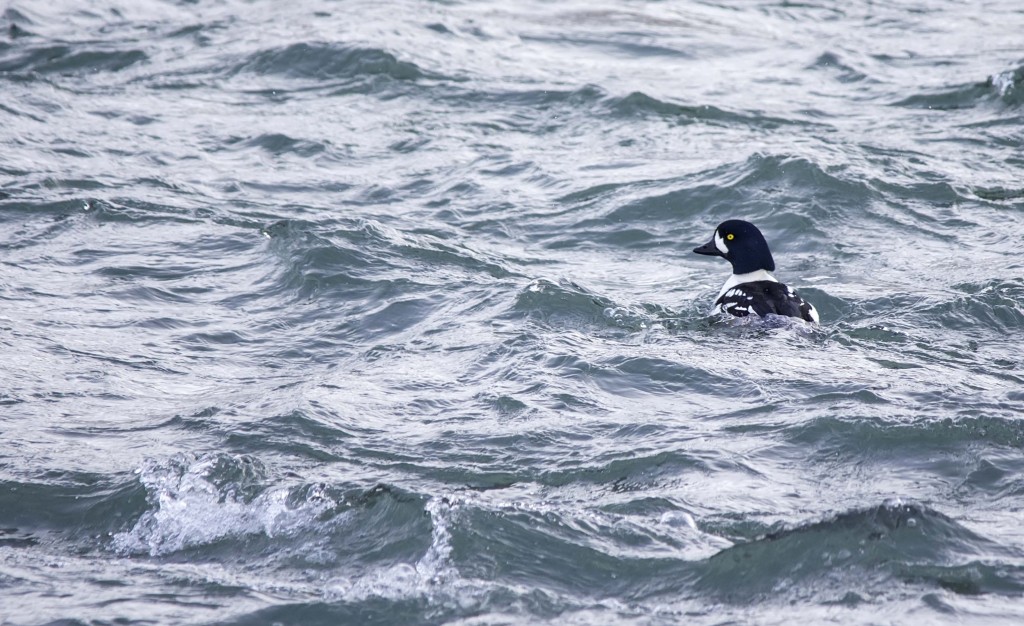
left=693, top=219, right=819, bottom=323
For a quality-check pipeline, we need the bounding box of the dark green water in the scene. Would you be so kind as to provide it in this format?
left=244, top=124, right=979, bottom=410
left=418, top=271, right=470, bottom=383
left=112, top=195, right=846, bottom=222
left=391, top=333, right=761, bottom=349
left=1, top=1, right=1023, bottom=624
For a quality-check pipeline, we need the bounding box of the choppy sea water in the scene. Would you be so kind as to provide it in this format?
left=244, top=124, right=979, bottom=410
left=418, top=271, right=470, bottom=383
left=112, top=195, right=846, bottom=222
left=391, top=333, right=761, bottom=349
left=2, top=0, right=1024, bottom=623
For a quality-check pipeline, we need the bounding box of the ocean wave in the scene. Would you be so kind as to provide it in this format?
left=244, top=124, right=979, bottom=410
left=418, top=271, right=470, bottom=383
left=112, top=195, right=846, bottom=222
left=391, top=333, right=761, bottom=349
left=988, top=65, right=1024, bottom=106
left=541, top=153, right=868, bottom=256
left=227, top=132, right=328, bottom=158
left=893, top=65, right=1024, bottom=110
left=0, top=44, right=146, bottom=76
left=261, top=218, right=514, bottom=306
left=111, top=453, right=437, bottom=563
left=839, top=278, right=1024, bottom=337
left=605, top=91, right=823, bottom=129
left=692, top=500, right=1021, bottom=602
left=936, top=279, right=1024, bottom=333
left=230, top=43, right=424, bottom=82
left=439, top=83, right=829, bottom=131
left=786, top=415, right=1024, bottom=454
left=808, top=51, right=870, bottom=84
left=511, top=278, right=621, bottom=328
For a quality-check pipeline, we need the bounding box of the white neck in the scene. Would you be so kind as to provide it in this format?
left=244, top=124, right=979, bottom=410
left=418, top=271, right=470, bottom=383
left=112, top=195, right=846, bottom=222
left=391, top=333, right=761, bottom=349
left=716, top=269, right=777, bottom=300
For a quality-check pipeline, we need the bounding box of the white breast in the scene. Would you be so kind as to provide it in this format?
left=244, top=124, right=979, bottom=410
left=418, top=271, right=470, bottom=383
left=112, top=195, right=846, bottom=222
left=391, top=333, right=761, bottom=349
left=715, top=269, right=777, bottom=301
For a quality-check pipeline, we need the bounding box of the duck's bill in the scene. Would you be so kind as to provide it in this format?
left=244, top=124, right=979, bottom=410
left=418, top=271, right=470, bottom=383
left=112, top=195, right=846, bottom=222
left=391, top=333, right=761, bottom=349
left=693, top=239, right=723, bottom=257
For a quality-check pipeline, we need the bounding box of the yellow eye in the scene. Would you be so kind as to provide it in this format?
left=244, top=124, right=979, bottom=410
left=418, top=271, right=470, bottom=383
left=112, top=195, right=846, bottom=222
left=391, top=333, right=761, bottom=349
left=726, top=233, right=735, bottom=241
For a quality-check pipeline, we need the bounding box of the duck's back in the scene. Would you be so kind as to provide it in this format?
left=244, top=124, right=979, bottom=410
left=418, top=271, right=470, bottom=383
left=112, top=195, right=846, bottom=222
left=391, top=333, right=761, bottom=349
left=716, top=280, right=818, bottom=323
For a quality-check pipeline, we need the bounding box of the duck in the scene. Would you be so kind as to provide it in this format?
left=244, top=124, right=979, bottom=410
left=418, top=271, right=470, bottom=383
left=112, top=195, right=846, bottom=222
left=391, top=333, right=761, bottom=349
left=693, top=219, right=819, bottom=323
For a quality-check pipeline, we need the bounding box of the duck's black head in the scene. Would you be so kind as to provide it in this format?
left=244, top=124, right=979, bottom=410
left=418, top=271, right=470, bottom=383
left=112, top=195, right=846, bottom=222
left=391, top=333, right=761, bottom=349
left=692, top=219, right=775, bottom=274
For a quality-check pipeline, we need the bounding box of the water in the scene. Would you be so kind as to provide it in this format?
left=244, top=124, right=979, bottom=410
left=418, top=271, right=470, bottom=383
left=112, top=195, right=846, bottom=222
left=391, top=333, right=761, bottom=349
left=2, top=0, right=1023, bottom=623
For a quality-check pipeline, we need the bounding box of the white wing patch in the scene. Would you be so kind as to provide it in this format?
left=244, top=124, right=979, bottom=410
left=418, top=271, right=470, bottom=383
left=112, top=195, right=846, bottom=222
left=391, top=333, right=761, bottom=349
left=805, top=303, right=820, bottom=324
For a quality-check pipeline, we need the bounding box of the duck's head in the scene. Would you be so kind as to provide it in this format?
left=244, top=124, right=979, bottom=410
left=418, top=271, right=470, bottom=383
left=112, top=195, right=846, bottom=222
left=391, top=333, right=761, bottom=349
left=693, top=219, right=775, bottom=274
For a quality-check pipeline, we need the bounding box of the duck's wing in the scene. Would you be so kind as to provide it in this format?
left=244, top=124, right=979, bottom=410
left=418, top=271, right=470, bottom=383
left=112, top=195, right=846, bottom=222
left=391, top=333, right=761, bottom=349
left=715, top=280, right=818, bottom=323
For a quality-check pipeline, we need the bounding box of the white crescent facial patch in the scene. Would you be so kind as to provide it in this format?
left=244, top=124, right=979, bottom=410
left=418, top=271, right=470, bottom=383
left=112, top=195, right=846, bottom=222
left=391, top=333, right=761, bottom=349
left=714, top=231, right=729, bottom=255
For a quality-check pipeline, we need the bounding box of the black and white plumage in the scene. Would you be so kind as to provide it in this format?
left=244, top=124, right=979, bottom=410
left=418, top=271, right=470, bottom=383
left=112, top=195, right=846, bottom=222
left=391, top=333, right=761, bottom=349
left=693, top=219, right=819, bottom=324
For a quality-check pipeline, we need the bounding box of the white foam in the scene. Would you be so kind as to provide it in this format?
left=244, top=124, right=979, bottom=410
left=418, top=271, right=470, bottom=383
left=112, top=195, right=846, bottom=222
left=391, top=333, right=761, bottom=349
left=324, top=495, right=462, bottom=602
left=991, top=70, right=1017, bottom=96
left=112, top=453, right=335, bottom=557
